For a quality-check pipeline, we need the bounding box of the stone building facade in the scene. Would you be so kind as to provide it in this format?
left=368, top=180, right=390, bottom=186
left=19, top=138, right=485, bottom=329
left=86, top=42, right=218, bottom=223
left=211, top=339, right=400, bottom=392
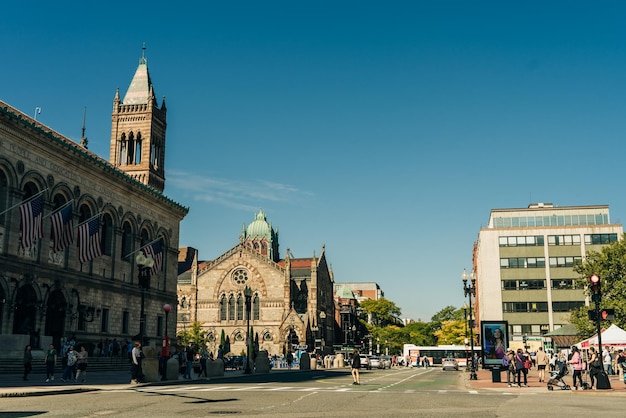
left=177, top=209, right=336, bottom=357
left=0, top=52, right=187, bottom=355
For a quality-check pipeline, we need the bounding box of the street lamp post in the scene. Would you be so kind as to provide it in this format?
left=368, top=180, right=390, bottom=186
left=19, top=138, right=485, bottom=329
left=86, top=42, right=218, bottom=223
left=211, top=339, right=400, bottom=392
left=161, top=303, right=171, bottom=381
left=319, top=311, right=326, bottom=354
left=136, top=252, right=155, bottom=347
left=244, top=286, right=253, bottom=374
left=462, top=302, right=469, bottom=371
left=462, top=269, right=478, bottom=380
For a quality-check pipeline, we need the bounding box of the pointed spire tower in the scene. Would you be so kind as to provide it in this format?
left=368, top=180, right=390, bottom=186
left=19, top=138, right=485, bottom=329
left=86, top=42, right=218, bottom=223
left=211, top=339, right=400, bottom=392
left=110, top=45, right=167, bottom=192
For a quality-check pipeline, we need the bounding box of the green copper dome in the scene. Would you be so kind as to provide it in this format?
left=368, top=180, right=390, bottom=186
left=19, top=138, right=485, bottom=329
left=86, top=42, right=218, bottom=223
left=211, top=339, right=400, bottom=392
left=246, top=209, right=272, bottom=239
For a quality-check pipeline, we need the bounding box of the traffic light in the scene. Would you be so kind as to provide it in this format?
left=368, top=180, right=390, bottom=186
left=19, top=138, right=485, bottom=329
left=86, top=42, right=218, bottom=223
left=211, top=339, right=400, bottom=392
left=601, top=309, right=615, bottom=321
left=589, top=274, right=601, bottom=302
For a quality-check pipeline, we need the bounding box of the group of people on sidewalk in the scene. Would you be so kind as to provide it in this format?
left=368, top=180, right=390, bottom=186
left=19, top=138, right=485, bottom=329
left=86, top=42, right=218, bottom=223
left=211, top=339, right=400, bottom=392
left=502, top=347, right=542, bottom=387
left=23, top=342, right=89, bottom=383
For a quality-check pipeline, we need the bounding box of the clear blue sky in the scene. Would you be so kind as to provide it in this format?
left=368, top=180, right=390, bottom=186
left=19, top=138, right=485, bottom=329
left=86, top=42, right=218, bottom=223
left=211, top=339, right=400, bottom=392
left=3, top=1, right=626, bottom=322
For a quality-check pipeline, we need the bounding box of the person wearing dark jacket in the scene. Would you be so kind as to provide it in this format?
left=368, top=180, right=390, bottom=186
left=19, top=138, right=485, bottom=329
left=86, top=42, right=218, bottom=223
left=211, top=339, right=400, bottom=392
left=514, top=348, right=528, bottom=387
left=23, top=345, right=33, bottom=381
left=351, top=349, right=361, bottom=385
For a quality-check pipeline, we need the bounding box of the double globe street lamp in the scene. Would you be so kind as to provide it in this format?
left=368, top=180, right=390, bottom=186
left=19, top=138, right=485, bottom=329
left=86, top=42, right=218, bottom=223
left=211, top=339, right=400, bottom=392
left=244, top=285, right=253, bottom=374
left=462, top=269, right=478, bottom=381
left=136, top=252, right=155, bottom=346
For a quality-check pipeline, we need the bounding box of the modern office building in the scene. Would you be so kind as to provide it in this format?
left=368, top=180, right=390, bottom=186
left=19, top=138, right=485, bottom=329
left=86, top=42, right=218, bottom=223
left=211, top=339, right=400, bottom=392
left=475, top=203, right=622, bottom=350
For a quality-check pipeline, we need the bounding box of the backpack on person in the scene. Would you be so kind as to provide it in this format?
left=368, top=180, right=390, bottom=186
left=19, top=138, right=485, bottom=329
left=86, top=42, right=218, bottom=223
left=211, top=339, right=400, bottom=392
left=502, top=355, right=511, bottom=367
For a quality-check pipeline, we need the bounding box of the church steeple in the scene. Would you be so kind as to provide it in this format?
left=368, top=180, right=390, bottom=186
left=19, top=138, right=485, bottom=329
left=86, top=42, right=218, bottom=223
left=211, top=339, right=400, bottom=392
left=110, top=46, right=167, bottom=192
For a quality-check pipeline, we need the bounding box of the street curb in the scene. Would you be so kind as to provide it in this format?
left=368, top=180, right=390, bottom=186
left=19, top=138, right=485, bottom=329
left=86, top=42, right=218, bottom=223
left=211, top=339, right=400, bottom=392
left=0, top=388, right=99, bottom=398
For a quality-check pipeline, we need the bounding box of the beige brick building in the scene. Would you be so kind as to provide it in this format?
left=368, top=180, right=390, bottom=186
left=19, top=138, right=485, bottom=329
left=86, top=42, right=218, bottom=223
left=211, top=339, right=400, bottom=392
left=177, top=209, right=335, bottom=357
left=0, top=51, right=187, bottom=356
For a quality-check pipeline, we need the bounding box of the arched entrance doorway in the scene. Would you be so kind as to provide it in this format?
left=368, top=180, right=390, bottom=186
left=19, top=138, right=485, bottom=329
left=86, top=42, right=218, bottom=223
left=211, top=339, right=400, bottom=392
left=45, top=290, right=67, bottom=350
left=12, top=285, right=38, bottom=337
left=284, top=327, right=300, bottom=355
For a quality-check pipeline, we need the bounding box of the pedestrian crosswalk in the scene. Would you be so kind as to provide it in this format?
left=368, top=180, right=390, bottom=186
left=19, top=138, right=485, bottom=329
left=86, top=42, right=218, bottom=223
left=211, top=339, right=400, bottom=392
left=108, top=384, right=505, bottom=395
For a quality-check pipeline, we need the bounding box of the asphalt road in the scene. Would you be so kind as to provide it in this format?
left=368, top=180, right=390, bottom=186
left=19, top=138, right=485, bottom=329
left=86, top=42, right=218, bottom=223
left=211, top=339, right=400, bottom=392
left=2, top=368, right=626, bottom=417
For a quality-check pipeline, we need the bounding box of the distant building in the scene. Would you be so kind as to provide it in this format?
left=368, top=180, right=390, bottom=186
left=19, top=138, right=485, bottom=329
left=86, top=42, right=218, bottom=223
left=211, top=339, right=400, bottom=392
left=177, top=209, right=335, bottom=356
left=333, top=282, right=384, bottom=303
left=475, top=203, right=622, bottom=350
left=0, top=51, right=187, bottom=354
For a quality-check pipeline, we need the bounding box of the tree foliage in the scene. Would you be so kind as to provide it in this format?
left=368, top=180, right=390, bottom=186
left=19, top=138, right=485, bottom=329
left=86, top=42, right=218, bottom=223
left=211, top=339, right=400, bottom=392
left=359, top=298, right=402, bottom=326
left=572, top=235, right=626, bottom=336
left=177, top=322, right=207, bottom=347
left=430, top=306, right=464, bottom=330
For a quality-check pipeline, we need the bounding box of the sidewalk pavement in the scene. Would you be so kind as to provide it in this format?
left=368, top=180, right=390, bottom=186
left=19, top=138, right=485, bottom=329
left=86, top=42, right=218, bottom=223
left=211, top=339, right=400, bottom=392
left=0, top=366, right=303, bottom=398
left=465, top=367, right=626, bottom=395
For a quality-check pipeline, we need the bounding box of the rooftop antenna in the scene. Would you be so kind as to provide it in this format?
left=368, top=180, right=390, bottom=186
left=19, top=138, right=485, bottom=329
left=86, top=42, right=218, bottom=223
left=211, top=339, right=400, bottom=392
left=34, top=107, right=41, bottom=120
left=79, top=107, right=88, bottom=148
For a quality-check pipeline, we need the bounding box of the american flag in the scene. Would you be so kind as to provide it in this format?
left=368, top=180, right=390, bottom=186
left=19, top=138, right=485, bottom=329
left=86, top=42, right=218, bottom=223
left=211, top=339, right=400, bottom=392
left=142, top=238, right=163, bottom=276
left=19, top=194, right=44, bottom=249
left=50, top=204, right=74, bottom=252
left=77, top=217, right=102, bottom=263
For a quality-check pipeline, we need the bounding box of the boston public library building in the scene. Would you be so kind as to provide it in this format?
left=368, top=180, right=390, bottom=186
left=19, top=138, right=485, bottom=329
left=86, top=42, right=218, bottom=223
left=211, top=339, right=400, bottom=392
left=0, top=52, right=188, bottom=357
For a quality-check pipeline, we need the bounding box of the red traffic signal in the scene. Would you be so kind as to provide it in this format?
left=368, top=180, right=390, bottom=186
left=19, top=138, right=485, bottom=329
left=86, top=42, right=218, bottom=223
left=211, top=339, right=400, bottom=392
left=601, top=309, right=615, bottom=321
left=589, top=274, right=601, bottom=300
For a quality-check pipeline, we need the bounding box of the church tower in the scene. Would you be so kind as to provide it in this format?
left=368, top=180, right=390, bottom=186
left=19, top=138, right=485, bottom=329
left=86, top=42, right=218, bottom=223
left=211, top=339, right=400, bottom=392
left=110, top=47, right=167, bottom=192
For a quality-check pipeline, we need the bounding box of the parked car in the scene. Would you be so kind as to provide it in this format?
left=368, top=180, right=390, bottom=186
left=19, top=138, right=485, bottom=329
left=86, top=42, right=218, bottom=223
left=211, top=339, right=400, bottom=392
left=442, top=358, right=459, bottom=371
left=379, top=355, right=392, bottom=369
left=369, top=356, right=381, bottom=369
left=359, top=354, right=371, bottom=370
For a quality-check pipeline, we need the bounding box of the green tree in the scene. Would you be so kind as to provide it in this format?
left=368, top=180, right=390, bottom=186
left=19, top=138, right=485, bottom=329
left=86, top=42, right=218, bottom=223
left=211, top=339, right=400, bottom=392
left=177, top=321, right=207, bottom=348
left=433, top=319, right=466, bottom=345
left=359, top=298, right=402, bottom=326
left=572, top=235, right=626, bottom=336
left=404, top=321, right=437, bottom=346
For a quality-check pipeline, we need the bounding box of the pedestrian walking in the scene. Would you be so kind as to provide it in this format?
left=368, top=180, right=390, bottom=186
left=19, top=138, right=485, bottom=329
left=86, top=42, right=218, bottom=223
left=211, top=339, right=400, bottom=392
left=199, top=346, right=209, bottom=377
left=536, top=347, right=549, bottom=382
left=44, top=343, right=57, bottom=382
left=351, top=349, right=361, bottom=385
left=503, top=350, right=515, bottom=387
left=75, top=345, right=89, bottom=382
left=183, top=343, right=195, bottom=379
left=62, top=345, right=77, bottom=382
left=130, top=341, right=144, bottom=384
left=514, top=348, right=528, bottom=387
left=23, top=345, right=33, bottom=381
left=568, top=345, right=584, bottom=390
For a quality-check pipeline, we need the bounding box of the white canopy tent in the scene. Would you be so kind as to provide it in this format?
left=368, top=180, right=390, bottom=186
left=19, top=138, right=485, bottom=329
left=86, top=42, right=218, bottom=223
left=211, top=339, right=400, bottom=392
left=576, top=324, right=626, bottom=348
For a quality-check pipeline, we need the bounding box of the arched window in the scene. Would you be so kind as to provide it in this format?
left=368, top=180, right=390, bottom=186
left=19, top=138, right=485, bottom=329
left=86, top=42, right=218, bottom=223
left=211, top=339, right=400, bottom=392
left=135, top=132, right=142, bottom=164
left=236, top=294, right=244, bottom=320
left=100, top=213, right=114, bottom=256
left=127, top=132, right=135, bottom=165
left=121, top=222, right=133, bottom=260
left=119, top=133, right=127, bottom=165
left=228, top=295, right=235, bottom=321
left=140, top=229, right=149, bottom=247
left=219, top=295, right=227, bottom=321
left=253, top=294, right=260, bottom=320
left=0, top=170, right=8, bottom=225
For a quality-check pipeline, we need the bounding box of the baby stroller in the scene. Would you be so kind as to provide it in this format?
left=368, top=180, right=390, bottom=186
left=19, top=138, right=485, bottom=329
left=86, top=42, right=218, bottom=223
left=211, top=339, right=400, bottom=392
left=547, top=360, right=571, bottom=390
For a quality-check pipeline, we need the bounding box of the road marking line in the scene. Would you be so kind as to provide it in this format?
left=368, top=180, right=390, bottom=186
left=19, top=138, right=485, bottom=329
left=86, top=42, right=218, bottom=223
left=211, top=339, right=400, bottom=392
left=196, top=386, right=234, bottom=391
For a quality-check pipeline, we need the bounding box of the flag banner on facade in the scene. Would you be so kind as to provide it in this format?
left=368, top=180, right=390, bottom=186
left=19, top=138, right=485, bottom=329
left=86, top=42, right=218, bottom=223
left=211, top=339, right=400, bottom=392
left=19, top=194, right=44, bottom=249
left=51, top=204, right=74, bottom=252
left=142, top=238, right=163, bottom=275
left=77, top=216, right=102, bottom=263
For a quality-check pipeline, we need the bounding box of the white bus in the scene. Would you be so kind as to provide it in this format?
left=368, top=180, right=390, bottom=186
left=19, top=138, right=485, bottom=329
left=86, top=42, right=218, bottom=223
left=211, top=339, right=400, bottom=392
left=402, top=344, right=481, bottom=367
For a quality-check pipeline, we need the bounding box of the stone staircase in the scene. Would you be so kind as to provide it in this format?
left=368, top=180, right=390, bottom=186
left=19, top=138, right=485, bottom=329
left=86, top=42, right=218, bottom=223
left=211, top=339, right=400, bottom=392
left=0, top=355, right=131, bottom=375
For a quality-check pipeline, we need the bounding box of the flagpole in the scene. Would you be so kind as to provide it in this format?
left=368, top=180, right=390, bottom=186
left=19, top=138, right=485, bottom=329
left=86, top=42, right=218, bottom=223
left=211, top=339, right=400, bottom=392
left=0, top=188, right=48, bottom=217
left=75, top=212, right=101, bottom=229
left=125, top=237, right=163, bottom=259
left=43, top=199, right=74, bottom=220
